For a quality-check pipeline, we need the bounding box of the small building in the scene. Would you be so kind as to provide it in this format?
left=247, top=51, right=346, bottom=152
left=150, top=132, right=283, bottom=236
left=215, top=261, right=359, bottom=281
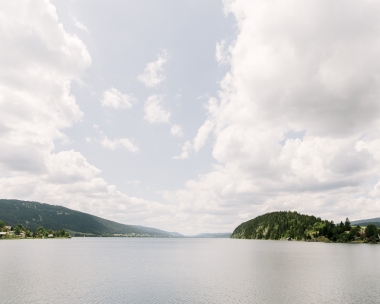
left=0, top=232, right=7, bottom=237
left=4, top=226, right=11, bottom=230
left=48, top=234, right=54, bottom=238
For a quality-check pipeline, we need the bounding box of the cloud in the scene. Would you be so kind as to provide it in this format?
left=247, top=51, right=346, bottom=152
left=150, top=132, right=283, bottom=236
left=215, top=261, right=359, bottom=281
left=174, top=119, right=213, bottom=159
left=193, top=119, right=214, bottom=152
left=173, top=141, right=192, bottom=160
left=46, top=150, right=101, bottom=184
left=101, top=87, right=137, bottom=109
left=0, top=0, right=176, bottom=232
left=72, top=17, right=89, bottom=33
left=0, top=0, right=91, bottom=177
left=174, top=99, right=215, bottom=159
left=170, top=124, right=183, bottom=137
left=215, top=39, right=230, bottom=66
left=168, top=0, right=380, bottom=228
left=91, top=126, right=139, bottom=152
left=143, top=94, right=171, bottom=124
left=99, top=135, right=139, bottom=153
left=138, top=51, right=168, bottom=88
left=143, top=95, right=181, bottom=138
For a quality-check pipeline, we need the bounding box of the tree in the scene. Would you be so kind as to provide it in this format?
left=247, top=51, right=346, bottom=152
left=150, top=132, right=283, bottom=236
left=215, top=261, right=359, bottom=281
left=37, top=226, right=45, bottom=234
left=59, top=229, right=66, bottom=237
left=344, top=218, right=351, bottom=231
left=14, top=226, right=21, bottom=235
left=348, top=226, right=360, bottom=241
left=365, top=225, right=378, bottom=238
left=0, top=220, right=4, bottom=229
left=338, top=221, right=344, bottom=233
left=25, top=229, right=31, bottom=237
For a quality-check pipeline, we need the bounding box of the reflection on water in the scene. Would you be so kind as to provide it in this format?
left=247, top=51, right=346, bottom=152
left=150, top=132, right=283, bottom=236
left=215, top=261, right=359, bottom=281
left=1, top=238, right=379, bottom=303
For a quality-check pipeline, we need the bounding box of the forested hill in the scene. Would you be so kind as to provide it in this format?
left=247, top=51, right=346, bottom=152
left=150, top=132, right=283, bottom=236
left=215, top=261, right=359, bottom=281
left=230, top=211, right=379, bottom=242
left=231, top=211, right=323, bottom=240
left=0, top=199, right=179, bottom=237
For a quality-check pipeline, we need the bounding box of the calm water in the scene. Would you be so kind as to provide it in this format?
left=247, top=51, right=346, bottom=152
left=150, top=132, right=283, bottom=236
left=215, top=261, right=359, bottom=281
left=0, top=238, right=379, bottom=303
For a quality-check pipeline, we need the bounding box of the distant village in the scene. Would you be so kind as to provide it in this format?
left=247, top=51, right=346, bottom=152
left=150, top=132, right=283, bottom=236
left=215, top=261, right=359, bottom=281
left=0, top=220, right=71, bottom=239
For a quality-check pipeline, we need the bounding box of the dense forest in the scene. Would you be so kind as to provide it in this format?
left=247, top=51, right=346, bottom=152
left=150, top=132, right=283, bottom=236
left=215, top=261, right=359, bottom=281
left=231, top=211, right=380, bottom=243
left=0, top=199, right=178, bottom=237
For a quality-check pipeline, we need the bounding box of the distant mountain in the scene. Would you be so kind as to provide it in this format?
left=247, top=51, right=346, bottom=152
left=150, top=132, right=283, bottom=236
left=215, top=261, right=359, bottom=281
left=354, top=222, right=380, bottom=228
left=0, top=199, right=182, bottom=237
left=351, top=217, right=380, bottom=226
left=192, top=233, right=231, bottom=238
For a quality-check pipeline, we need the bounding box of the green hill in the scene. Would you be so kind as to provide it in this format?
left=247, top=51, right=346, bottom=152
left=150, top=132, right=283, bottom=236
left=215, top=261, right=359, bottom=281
left=231, top=211, right=326, bottom=240
left=230, top=211, right=370, bottom=242
left=0, top=199, right=180, bottom=237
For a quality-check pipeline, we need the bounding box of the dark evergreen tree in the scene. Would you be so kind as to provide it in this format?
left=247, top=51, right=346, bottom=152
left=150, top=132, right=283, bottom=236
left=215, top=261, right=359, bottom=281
left=365, top=224, right=378, bottom=238
left=344, top=218, right=351, bottom=231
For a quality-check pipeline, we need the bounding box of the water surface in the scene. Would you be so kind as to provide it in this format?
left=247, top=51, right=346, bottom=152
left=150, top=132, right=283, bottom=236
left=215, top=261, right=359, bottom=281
left=1, top=238, right=379, bottom=303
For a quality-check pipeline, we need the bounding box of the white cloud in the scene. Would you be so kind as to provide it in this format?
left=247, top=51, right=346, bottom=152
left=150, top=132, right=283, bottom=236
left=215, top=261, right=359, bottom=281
left=216, top=39, right=230, bottom=66
left=170, top=124, right=183, bottom=137
left=144, top=94, right=171, bottom=124
left=72, top=17, right=89, bottom=33
left=100, top=135, right=139, bottom=153
left=101, top=87, right=137, bottom=109
left=138, top=51, right=168, bottom=88
left=0, top=1, right=91, bottom=176
left=168, top=0, right=380, bottom=229
left=46, top=150, right=101, bottom=184
left=143, top=95, right=181, bottom=138
left=193, top=119, right=214, bottom=152
left=174, top=100, right=215, bottom=159
left=173, top=141, right=192, bottom=160
left=0, top=0, right=175, bottom=232
left=92, top=127, right=139, bottom=152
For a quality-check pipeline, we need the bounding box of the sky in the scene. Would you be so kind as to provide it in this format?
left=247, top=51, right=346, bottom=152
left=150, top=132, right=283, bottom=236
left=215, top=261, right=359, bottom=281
left=1, top=0, right=380, bottom=235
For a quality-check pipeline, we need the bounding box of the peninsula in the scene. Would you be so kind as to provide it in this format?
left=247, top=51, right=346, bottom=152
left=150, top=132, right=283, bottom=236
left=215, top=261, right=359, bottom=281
left=231, top=211, right=380, bottom=243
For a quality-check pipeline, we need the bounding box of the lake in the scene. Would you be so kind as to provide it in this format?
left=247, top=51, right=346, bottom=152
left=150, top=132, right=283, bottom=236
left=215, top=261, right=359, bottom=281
left=0, top=238, right=379, bottom=303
